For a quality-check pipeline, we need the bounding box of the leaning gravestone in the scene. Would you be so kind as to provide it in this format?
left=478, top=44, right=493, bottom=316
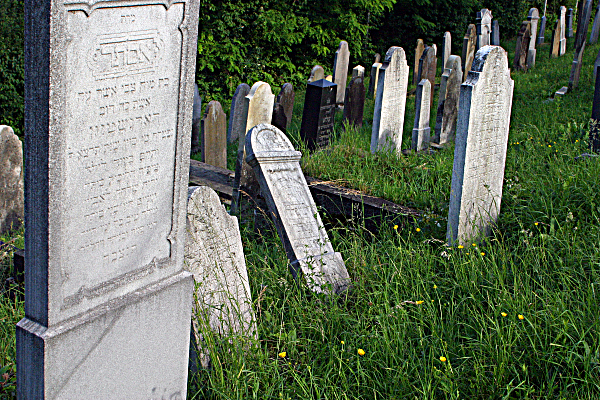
left=272, top=83, right=295, bottom=133
left=17, top=0, right=200, bottom=397
left=0, top=125, right=23, bottom=235
left=343, top=76, right=366, bottom=128
left=368, top=62, right=382, bottom=98
left=333, top=41, right=350, bottom=104
left=462, top=24, right=477, bottom=80
left=201, top=101, right=227, bottom=169
left=435, top=55, right=462, bottom=145
left=231, top=81, right=275, bottom=215
left=513, top=21, right=532, bottom=71
left=590, top=3, right=600, bottom=44
left=591, top=65, right=600, bottom=152
left=414, top=39, right=425, bottom=85
left=447, top=46, right=514, bottom=246
left=300, top=79, right=337, bottom=150
left=352, top=65, right=365, bottom=79
left=308, top=65, right=325, bottom=83
left=560, top=6, right=567, bottom=55
left=412, top=79, right=431, bottom=152
left=442, top=32, right=452, bottom=74
left=527, top=8, right=540, bottom=67
left=228, top=83, right=251, bottom=143
left=537, top=16, right=547, bottom=45
left=569, top=0, right=594, bottom=91
left=186, top=186, right=256, bottom=368
left=418, top=46, right=437, bottom=108
left=551, top=18, right=561, bottom=58
left=371, top=46, right=410, bottom=155
left=191, top=83, right=202, bottom=153
left=491, top=20, right=500, bottom=45
left=476, top=9, right=493, bottom=50
left=567, top=8, right=575, bottom=38
left=246, top=124, right=350, bottom=294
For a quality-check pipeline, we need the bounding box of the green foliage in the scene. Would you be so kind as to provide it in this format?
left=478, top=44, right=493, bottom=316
left=0, top=0, right=24, bottom=138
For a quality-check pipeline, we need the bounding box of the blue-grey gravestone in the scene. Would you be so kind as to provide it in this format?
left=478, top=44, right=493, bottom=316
left=412, top=79, right=431, bottom=151
left=491, top=20, right=500, bottom=45
left=567, top=8, right=574, bottom=38
left=537, top=16, right=547, bottom=45
left=228, top=83, right=251, bottom=143
left=589, top=3, right=600, bottom=44
left=569, top=0, right=594, bottom=91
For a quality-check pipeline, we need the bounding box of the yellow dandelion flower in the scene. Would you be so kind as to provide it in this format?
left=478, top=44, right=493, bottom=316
left=548, top=145, right=552, bottom=148
left=433, top=285, right=438, bottom=289
left=439, top=356, right=447, bottom=362
left=576, top=139, right=579, bottom=142
left=518, top=314, right=525, bottom=320
left=341, top=341, right=345, bottom=345
left=458, top=245, right=464, bottom=249
left=534, top=222, right=538, bottom=226
left=416, top=227, right=421, bottom=232
left=472, top=243, right=476, bottom=247
left=501, top=312, right=507, bottom=317
left=393, top=225, right=398, bottom=230
left=466, top=252, right=470, bottom=255
left=278, top=352, right=287, bottom=358
left=358, top=348, right=366, bottom=356
left=480, top=252, right=485, bottom=256
left=416, top=300, right=424, bottom=305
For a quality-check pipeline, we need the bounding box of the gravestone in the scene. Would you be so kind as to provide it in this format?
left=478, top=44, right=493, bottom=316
left=418, top=46, right=437, bottom=109
left=442, top=32, right=452, bottom=71
left=590, top=4, right=600, bottom=43
left=432, top=44, right=438, bottom=56
left=191, top=83, right=202, bottom=153
left=200, top=101, right=227, bottom=169
left=591, top=65, right=600, bottom=152
left=368, top=62, right=382, bottom=98
left=435, top=56, right=462, bottom=145
left=527, top=8, right=540, bottom=67
left=374, top=53, right=381, bottom=63
left=513, top=21, right=532, bottom=71
left=325, top=75, right=333, bottom=82
left=560, top=6, right=567, bottom=55
left=186, top=186, right=256, bottom=368
left=476, top=9, right=493, bottom=50
left=537, top=16, right=547, bottom=45
left=272, top=83, right=295, bottom=133
left=0, top=126, right=23, bottom=235
left=308, top=65, right=325, bottom=83
left=300, top=79, right=337, bottom=150
left=371, top=46, right=410, bottom=155
left=551, top=18, right=561, bottom=58
left=491, top=20, right=500, bottom=45
left=17, top=0, right=200, bottom=397
left=569, top=0, right=594, bottom=91
left=434, top=66, right=450, bottom=144
left=246, top=124, right=351, bottom=294
left=333, top=41, right=350, bottom=104
left=594, top=48, right=600, bottom=80
left=231, top=81, right=275, bottom=215
left=567, top=8, right=574, bottom=38
left=412, top=79, right=431, bottom=152
left=228, top=83, right=251, bottom=143
left=447, top=46, right=514, bottom=246
left=343, top=77, right=366, bottom=128
left=414, top=39, right=425, bottom=85
left=352, top=65, right=365, bottom=79
left=462, top=24, right=477, bottom=80
left=555, top=86, right=569, bottom=96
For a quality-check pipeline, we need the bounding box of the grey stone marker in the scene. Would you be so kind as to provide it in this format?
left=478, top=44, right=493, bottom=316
left=414, top=39, right=425, bottom=85
left=412, top=79, right=431, bottom=152
left=434, top=55, right=462, bottom=145
left=368, top=62, right=383, bottom=98
left=476, top=9, right=493, bottom=50
left=567, top=8, right=575, bottom=38
left=560, top=6, right=567, bottom=56
left=185, top=186, right=256, bottom=368
left=590, top=4, right=600, bottom=44
left=272, top=83, right=295, bottom=133
left=537, top=16, right=547, bottom=45
left=17, top=0, right=200, bottom=396
left=491, top=20, right=500, bottom=45
left=352, top=65, right=365, bottom=79
left=333, top=41, right=350, bottom=104
left=374, top=53, right=381, bottom=63
left=246, top=124, right=351, bottom=294
left=308, top=65, right=325, bottom=83
left=201, top=100, right=228, bottom=169
left=231, top=81, right=275, bottom=215
left=447, top=46, right=514, bottom=246
left=442, top=32, right=452, bottom=71
left=513, top=21, right=532, bottom=71
left=462, top=24, right=477, bottom=80
left=551, top=18, right=561, bottom=58
left=434, top=66, right=451, bottom=144
left=191, top=83, right=202, bottom=153
left=228, top=83, right=251, bottom=143
left=555, top=86, right=569, bottom=96
left=343, top=76, right=366, bottom=128
left=0, top=125, right=23, bottom=235
left=418, top=46, right=437, bottom=109
left=527, top=8, right=540, bottom=67
left=569, top=0, right=594, bottom=91
left=371, top=46, right=410, bottom=155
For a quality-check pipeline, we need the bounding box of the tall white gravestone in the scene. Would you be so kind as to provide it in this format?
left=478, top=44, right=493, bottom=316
left=246, top=124, right=350, bottom=294
left=527, top=8, right=540, bottom=67
left=370, top=46, right=410, bottom=155
left=18, top=0, right=200, bottom=398
left=560, top=6, right=567, bottom=55
left=333, top=41, right=350, bottom=104
left=476, top=9, right=493, bottom=50
left=447, top=46, right=514, bottom=245
left=442, top=32, right=452, bottom=70
left=412, top=79, right=431, bottom=151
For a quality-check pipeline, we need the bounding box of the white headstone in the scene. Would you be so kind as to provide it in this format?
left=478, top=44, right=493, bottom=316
left=308, top=65, right=325, bottom=82
left=369, top=62, right=383, bottom=97
left=442, top=32, right=452, bottom=70
left=527, top=8, right=540, bottom=67
left=370, top=46, right=410, bottom=155
left=333, top=41, right=350, bottom=104
left=18, top=0, right=200, bottom=397
left=447, top=46, right=514, bottom=245
left=560, top=6, right=567, bottom=55
left=352, top=65, right=365, bottom=79
left=0, top=125, right=23, bottom=234
left=228, top=83, right=251, bottom=143
left=412, top=79, right=431, bottom=151
left=476, top=9, right=493, bottom=49
left=246, top=124, right=350, bottom=294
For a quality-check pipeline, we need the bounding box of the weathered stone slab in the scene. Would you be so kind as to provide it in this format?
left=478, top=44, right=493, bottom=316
left=272, top=83, right=295, bottom=133
left=434, top=67, right=450, bottom=144
left=368, top=62, right=382, bottom=98
left=343, top=76, right=365, bottom=128
left=590, top=65, right=600, bottom=152
left=333, top=41, right=350, bottom=104
left=246, top=124, right=350, bottom=294
left=352, top=65, right=365, bottom=79
left=201, top=101, right=227, bottom=169
left=462, top=24, right=477, bottom=80
left=231, top=81, right=275, bottom=215
left=491, top=20, right=500, bottom=45
left=567, top=8, right=575, bottom=38
left=476, top=9, right=493, bottom=50
left=414, top=39, right=425, bottom=85
left=537, top=16, right=547, bottom=45
left=527, top=8, right=540, bottom=67
left=228, top=83, right=251, bottom=143
left=0, top=125, right=23, bottom=234
left=569, top=0, right=594, bottom=91
left=191, top=83, right=202, bottom=153
left=435, top=55, right=462, bottom=145
left=447, top=46, right=514, bottom=245
left=555, top=86, right=569, bottom=96
left=185, top=186, right=256, bottom=367
left=17, top=0, right=200, bottom=396
left=412, top=79, right=431, bottom=152
left=551, top=18, right=561, bottom=58
left=371, top=46, right=410, bottom=155
left=418, top=46, right=437, bottom=109
left=442, top=32, right=451, bottom=70
left=300, top=79, right=337, bottom=150
left=590, top=3, right=600, bottom=43
left=513, top=21, right=532, bottom=71
left=560, top=6, right=567, bottom=55
left=308, top=65, right=325, bottom=83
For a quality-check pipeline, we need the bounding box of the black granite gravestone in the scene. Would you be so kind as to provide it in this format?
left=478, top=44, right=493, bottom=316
left=537, top=16, right=546, bottom=45
left=300, top=79, right=337, bottom=150
left=591, top=65, right=600, bottom=152
left=342, top=77, right=365, bottom=128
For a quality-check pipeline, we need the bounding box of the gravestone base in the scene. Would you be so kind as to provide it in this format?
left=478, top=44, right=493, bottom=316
left=291, top=252, right=349, bottom=295
left=17, top=272, right=193, bottom=400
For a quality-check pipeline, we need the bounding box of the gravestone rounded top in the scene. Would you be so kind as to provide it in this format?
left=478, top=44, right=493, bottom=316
left=309, top=65, right=325, bottom=82
left=385, top=46, right=407, bottom=64
left=374, top=53, right=381, bottom=63
left=446, top=55, right=461, bottom=72
left=205, top=100, right=225, bottom=120
left=528, top=7, right=540, bottom=20
left=470, top=45, right=509, bottom=75
left=246, top=123, right=301, bottom=163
